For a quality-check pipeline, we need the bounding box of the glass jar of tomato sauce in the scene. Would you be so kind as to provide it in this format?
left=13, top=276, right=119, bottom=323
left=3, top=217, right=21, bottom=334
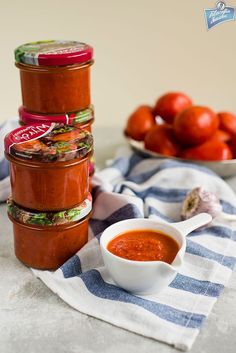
left=7, top=194, right=92, bottom=269
left=5, top=123, right=93, bottom=211
left=15, top=40, right=94, bottom=114
left=18, top=105, right=94, bottom=132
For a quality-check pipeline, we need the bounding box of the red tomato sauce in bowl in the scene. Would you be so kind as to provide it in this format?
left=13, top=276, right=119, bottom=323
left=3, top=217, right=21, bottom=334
left=107, top=229, right=179, bottom=263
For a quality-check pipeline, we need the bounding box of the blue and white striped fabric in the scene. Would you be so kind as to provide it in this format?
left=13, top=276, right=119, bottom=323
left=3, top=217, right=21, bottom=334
left=33, top=147, right=236, bottom=351
left=0, top=119, right=18, bottom=202
left=1, top=120, right=236, bottom=350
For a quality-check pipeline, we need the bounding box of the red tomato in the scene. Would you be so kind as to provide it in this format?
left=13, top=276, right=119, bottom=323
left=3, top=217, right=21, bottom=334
left=180, top=139, right=232, bottom=161
left=125, top=105, right=155, bottom=141
left=174, top=106, right=219, bottom=146
left=212, top=129, right=231, bottom=143
left=144, top=124, right=180, bottom=157
left=218, top=112, right=236, bottom=136
left=229, top=136, right=236, bottom=159
left=154, top=92, right=192, bottom=124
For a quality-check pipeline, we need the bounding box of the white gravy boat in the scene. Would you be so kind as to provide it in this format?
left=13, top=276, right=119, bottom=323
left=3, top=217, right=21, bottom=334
left=100, top=213, right=212, bottom=295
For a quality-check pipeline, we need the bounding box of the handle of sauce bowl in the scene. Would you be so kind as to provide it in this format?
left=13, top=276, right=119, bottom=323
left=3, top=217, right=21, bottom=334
left=173, top=213, right=212, bottom=237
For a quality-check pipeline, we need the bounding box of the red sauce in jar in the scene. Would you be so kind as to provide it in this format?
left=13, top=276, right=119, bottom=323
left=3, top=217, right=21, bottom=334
left=107, top=229, right=179, bottom=263
left=7, top=194, right=92, bottom=270
left=10, top=214, right=90, bottom=270
left=16, top=62, right=92, bottom=114
left=15, top=40, right=94, bottom=114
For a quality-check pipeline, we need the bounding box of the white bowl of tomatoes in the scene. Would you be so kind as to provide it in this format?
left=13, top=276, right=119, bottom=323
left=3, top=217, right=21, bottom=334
left=125, top=92, right=236, bottom=178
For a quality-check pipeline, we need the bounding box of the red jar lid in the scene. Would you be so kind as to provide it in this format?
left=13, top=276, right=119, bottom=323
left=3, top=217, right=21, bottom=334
left=19, top=106, right=94, bottom=125
left=7, top=193, right=92, bottom=226
left=4, top=123, right=93, bottom=163
left=15, top=40, right=93, bottom=66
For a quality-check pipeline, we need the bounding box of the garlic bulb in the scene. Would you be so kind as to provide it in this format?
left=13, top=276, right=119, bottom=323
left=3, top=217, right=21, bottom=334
left=181, top=187, right=222, bottom=220
left=181, top=187, right=236, bottom=221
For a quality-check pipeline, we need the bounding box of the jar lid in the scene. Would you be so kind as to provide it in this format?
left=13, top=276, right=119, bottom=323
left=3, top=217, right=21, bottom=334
left=19, top=106, right=94, bottom=126
left=7, top=194, right=92, bottom=226
left=15, top=40, right=93, bottom=66
left=4, top=123, right=93, bottom=163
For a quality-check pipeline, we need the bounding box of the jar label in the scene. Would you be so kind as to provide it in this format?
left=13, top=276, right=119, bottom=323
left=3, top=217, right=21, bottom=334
left=70, top=107, right=94, bottom=124
left=5, top=123, right=54, bottom=153
left=4, top=123, right=93, bottom=163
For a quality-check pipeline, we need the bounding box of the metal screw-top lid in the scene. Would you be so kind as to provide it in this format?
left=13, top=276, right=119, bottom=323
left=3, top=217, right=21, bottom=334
left=4, top=123, right=93, bottom=163
left=7, top=194, right=92, bottom=226
left=15, top=40, right=93, bottom=66
left=18, top=105, right=94, bottom=126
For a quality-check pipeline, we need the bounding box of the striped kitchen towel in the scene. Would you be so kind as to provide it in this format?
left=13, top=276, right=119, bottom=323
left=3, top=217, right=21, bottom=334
left=0, top=119, right=19, bottom=202
left=32, top=147, right=236, bottom=351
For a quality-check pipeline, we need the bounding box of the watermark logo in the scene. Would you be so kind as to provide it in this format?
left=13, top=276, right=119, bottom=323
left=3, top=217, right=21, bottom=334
left=204, top=1, right=235, bottom=30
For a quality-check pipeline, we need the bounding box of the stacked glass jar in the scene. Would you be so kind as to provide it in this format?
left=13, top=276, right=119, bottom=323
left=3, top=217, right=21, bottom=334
left=5, top=40, right=95, bottom=270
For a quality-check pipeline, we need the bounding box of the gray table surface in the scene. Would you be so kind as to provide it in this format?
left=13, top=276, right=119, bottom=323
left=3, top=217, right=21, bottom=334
left=1, top=127, right=236, bottom=353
